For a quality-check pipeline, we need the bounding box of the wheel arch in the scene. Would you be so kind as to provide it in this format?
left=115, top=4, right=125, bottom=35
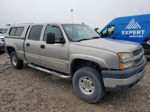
left=6, top=46, right=16, bottom=56
left=70, top=54, right=107, bottom=77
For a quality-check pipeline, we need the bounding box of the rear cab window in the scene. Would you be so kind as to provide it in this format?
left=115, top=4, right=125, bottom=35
left=9, top=27, right=24, bottom=36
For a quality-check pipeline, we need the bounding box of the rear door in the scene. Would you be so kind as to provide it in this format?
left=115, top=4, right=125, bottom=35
left=25, top=25, right=43, bottom=64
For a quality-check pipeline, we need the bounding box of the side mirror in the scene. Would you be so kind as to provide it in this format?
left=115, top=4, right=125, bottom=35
left=46, top=33, right=55, bottom=44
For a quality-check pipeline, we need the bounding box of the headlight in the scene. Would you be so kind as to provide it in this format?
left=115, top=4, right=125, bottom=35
left=118, top=52, right=134, bottom=69
left=119, top=62, right=134, bottom=69
left=123, top=62, right=134, bottom=69
left=118, top=52, right=133, bottom=60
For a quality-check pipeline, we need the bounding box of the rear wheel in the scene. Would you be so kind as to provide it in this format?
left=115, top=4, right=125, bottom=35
left=10, top=52, right=23, bottom=69
left=73, top=67, right=105, bottom=103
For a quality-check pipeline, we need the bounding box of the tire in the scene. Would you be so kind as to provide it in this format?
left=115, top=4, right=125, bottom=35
left=72, top=67, right=105, bottom=104
left=10, top=52, right=23, bottom=69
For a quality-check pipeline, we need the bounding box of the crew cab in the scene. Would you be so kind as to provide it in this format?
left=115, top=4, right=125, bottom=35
left=5, top=23, right=146, bottom=103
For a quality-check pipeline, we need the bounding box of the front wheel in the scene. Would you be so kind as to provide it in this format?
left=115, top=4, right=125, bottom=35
left=72, top=67, right=105, bottom=103
left=10, top=52, right=23, bottom=69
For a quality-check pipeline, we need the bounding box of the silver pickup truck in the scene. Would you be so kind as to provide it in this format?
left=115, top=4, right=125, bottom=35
left=5, top=23, right=146, bottom=103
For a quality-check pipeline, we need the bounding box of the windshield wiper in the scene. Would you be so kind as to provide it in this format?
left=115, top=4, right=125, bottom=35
left=77, top=38, right=91, bottom=42
left=90, top=36, right=100, bottom=39
left=77, top=36, right=100, bottom=42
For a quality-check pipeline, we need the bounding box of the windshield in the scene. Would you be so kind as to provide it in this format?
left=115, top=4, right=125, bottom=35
left=62, top=24, right=100, bottom=42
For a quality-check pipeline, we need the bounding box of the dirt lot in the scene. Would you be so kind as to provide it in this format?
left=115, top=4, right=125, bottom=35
left=0, top=53, right=150, bottom=112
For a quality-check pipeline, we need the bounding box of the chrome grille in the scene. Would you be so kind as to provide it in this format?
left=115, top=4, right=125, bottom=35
left=133, top=48, right=142, bottom=56
left=133, top=48, right=144, bottom=66
left=135, top=56, right=143, bottom=65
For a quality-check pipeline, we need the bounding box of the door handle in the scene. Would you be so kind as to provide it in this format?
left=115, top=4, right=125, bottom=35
left=40, top=45, right=45, bottom=49
left=26, top=43, right=30, bottom=47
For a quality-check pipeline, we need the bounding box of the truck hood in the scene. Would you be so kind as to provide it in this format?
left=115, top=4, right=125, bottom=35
left=74, top=38, right=141, bottom=53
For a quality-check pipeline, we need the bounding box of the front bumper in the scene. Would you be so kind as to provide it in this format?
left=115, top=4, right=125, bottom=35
left=102, top=57, right=147, bottom=91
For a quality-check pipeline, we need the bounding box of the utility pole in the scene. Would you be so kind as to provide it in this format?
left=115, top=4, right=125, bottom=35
left=71, top=9, right=74, bottom=39
left=71, top=9, right=73, bottom=24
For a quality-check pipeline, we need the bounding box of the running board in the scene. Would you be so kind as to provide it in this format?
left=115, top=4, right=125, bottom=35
left=28, top=63, right=71, bottom=79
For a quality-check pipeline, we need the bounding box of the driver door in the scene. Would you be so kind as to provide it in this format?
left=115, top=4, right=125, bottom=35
left=40, top=24, right=69, bottom=73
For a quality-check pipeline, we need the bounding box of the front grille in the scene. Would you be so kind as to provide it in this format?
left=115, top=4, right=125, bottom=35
left=135, top=56, right=143, bottom=65
left=133, top=48, right=142, bottom=56
left=133, top=48, right=144, bottom=66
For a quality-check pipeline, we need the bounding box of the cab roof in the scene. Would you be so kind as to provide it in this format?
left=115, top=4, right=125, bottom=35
left=9, top=23, right=84, bottom=27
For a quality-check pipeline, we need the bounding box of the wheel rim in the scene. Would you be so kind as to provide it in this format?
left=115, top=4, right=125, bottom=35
left=12, top=55, right=17, bottom=66
left=78, top=76, right=95, bottom=95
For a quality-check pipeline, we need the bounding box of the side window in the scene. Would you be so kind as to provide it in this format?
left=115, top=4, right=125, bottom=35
left=107, top=25, right=115, bottom=37
left=101, top=25, right=115, bottom=37
left=9, top=28, right=17, bottom=36
left=15, top=27, right=24, bottom=36
left=9, top=27, right=24, bottom=36
left=44, top=25, right=63, bottom=43
left=28, top=25, right=43, bottom=41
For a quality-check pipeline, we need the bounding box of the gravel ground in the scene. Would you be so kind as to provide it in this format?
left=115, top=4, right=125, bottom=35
left=0, top=53, right=150, bottom=112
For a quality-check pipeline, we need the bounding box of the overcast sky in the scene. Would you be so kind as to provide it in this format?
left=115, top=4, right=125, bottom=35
left=0, top=0, right=150, bottom=29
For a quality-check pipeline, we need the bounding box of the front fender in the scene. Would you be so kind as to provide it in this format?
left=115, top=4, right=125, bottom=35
left=69, top=54, right=108, bottom=73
